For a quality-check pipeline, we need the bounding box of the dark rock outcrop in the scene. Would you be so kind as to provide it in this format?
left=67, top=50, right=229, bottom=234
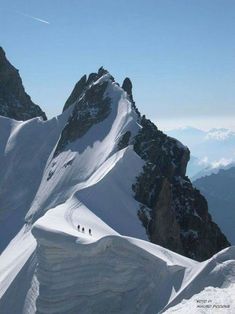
left=117, top=131, right=132, bottom=150
left=122, top=78, right=133, bottom=102
left=132, top=116, right=230, bottom=261
left=122, top=77, right=140, bottom=117
left=63, top=74, right=87, bottom=112
left=151, top=178, right=184, bottom=254
left=63, top=67, right=112, bottom=113
left=55, top=68, right=112, bottom=156
left=0, top=47, right=47, bottom=121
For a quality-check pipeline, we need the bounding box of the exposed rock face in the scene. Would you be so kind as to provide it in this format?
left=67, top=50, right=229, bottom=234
left=132, top=115, right=229, bottom=261
left=0, top=47, right=47, bottom=121
left=55, top=68, right=112, bottom=156
left=122, top=77, right=140, bottom=117
left=122, top=78, right=133, bottom=102
left=63, top=67, right=112, bottom=113
left=151, top=178, right=184, bottom=254
left=117, top=131, right=132, bottom=150
left=63, top=74, right=87, bottom=112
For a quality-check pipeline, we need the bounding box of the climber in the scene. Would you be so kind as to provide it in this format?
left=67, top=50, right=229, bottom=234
left=82, top=227, right=85, bottom=233
left=89, top=228, right=92, bottom=235
left=77, top=224, right=80, bottom=231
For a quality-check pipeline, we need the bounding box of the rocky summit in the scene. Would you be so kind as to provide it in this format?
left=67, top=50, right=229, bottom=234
left=0, top=47, right=46, bottom=121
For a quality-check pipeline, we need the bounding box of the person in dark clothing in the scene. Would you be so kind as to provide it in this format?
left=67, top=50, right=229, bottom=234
left=77, top=224, right=80, bottom=231
left=89, top=229, right=91, bottom=235
left=82, top=227, right=85, bottom=232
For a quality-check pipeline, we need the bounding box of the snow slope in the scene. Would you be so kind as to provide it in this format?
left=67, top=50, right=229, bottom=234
left=1, top=198, right=234, bottom=313
left=30, top=207, right=195, bottom=314
left=0, top=73, right=151, bottom=312
left=0, top=75, right=139, bottom=252
left=0, top=110, right=72, bottom=251
left=164, top=285, right=235, bottom=313
left=24, top=75, right=140, bottom=225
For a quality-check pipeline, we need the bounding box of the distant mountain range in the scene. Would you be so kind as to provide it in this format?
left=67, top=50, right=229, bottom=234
left=167, top=126, right=235, bottom=179
left=194, top=166, right=235, bottom=244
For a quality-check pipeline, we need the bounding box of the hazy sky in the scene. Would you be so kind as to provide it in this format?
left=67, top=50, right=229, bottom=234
left=1, top=0, right=235, bottom=130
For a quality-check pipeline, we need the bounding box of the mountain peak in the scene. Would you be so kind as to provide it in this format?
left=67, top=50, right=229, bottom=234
left=122, top=77, right=132, bottom=97
left=63, top=74, right=87, bottom=112
left=63, top=67, right=114, bottom=112
left=0, top=47, right=47, bottom=121
left=0, top=47, right=6, bottom=60
left=97, top=66, right=108, bottom=76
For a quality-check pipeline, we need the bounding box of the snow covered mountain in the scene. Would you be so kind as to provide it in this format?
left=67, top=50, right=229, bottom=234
left=0, top=50, right=233, bottom=313
left=167, top=127, right=235, bottom=179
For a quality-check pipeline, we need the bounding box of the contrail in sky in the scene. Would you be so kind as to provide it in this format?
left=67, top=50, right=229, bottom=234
left=16, top=11, right=50, bottom=24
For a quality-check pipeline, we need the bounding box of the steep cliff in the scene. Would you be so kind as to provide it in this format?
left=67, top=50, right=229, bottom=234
left=0, top=47, right=46, bottom=121
left=126, top=82, right=229, bottom=261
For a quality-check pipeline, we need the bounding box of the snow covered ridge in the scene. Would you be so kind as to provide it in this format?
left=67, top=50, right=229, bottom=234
left=31, top=215, right=235, bottom=314
left=0, top=50, right=233, bottom=313
left=1, top=202, right=234, bottom=314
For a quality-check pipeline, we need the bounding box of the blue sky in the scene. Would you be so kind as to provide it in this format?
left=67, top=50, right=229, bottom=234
left=1, top=0, right=235, bottom=130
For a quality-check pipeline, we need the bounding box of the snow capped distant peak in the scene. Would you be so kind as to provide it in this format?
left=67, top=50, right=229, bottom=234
left=211, top=157, right=233, bottom=168
left=169, top=126, right=206, bottom=134
left=205, top=128, right=234, bottom=141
